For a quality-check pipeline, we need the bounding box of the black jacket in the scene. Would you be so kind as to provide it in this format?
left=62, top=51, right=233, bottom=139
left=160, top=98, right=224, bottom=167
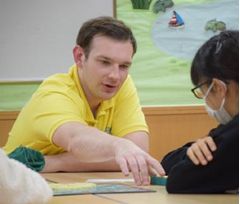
left=161, top=114, right=239, bottom=194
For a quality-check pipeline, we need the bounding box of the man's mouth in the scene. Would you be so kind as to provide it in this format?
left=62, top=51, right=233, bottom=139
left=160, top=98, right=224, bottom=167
left=102, top=83, right=118, bottom=92
left=105, top=84, right=116, bottom=88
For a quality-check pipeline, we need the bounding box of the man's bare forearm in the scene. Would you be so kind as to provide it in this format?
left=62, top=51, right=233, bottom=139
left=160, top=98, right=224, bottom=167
left=53, top=123, right=119, bottom=162
left=42, top=152, right=120, bottom=172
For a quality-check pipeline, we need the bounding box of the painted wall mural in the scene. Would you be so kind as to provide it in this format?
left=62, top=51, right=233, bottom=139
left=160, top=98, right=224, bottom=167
left=117, top=0, right=238, bottom=105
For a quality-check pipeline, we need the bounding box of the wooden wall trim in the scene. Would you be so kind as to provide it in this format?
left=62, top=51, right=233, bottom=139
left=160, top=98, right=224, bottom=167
left=0, top=105, right=207, bottom=118
left=0, top=111, right=19, bottom=120
left=0, top=106, right=216, bottom=159
left=142, top=105, right=206, bottom=115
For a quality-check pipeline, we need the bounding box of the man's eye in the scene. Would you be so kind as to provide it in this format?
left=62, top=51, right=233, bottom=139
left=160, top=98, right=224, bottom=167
left=120, top=65, right=129, bottom=70
left=101, top=60, right=110, bottom=65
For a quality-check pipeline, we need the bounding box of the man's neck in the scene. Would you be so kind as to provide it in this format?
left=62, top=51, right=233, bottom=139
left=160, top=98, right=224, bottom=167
left=89, top=102, right=101, bottom=118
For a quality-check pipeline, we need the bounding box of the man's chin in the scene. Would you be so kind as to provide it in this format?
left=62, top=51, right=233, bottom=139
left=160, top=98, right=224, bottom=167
left=101, top=92, right=116, bottom=100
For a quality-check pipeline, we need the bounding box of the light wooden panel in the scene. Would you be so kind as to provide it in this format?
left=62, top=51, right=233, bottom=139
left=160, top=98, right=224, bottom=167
left=0, top=111, right=19, bottom=147
left=0, top=106, right=218, bottom=161
left=143, top=105, right=217, bottom=160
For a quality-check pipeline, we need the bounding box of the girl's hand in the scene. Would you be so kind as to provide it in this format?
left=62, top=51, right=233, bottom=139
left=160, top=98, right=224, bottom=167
left=187, top=136, right=217, bottom=165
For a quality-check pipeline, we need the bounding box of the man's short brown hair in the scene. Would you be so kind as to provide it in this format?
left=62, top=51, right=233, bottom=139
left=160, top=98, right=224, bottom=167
left=76, top=16, right=137, bottom=58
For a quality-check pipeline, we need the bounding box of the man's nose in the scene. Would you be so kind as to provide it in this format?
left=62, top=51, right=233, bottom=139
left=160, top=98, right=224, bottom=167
left=108, top=65, right=120, bottom=80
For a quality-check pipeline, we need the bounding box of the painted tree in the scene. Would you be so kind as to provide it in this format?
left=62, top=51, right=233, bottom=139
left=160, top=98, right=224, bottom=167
left=131, top=0, right=153, bottom=9
left=152, top=0, right=174, bottom=13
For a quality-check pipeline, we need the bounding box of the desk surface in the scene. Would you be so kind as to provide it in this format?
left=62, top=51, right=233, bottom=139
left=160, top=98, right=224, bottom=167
left=43, top=172, right=238, bottom=204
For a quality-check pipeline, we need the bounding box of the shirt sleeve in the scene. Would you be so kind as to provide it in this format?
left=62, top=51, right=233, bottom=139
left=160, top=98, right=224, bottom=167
left=111, top=76, right=148, bottom=137
left=30, top=91, right=88, bottom=145
left=161, top=142, right=192, bottom=174
left=166, top=121, right=238, bottom=194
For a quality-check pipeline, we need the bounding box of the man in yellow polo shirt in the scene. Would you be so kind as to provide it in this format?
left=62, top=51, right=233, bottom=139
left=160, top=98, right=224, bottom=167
left=4, top=16, right=165, bottom=185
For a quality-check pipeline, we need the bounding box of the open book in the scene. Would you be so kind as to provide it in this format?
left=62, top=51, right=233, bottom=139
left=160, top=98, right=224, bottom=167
left=48, top=182, right=156, bottom=196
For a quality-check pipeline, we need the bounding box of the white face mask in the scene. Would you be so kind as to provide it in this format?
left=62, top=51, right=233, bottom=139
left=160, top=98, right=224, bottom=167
left=203, top=82, right=232, bottom=125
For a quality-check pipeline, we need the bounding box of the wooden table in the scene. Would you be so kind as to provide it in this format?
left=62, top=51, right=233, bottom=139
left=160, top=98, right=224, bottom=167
left=43, top=172, right=238, bottom=204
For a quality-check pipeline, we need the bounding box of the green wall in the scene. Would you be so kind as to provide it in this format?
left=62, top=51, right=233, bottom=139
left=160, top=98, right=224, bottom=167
left=4, top=0, right=231, bottom=110
left=0, top=82, right=40, bottom=111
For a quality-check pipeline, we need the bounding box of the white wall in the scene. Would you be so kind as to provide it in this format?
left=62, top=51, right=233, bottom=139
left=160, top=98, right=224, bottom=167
left=0, top=0, right=114, bottom=81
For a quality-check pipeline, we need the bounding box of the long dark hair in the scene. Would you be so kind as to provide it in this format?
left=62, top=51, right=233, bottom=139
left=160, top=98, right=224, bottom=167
left=191, top=30, right=239, bottom=85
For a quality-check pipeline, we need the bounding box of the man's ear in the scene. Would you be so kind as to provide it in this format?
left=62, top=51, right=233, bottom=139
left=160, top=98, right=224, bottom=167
left=73, top=45, right=85, bottom=66
left=212, top=78, right=227, bottom=99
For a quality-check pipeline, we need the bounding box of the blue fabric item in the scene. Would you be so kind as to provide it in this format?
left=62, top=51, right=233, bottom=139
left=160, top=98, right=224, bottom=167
left=150, top=176, right=168, bottom=186
left=8, top=146, right=45, bottom=172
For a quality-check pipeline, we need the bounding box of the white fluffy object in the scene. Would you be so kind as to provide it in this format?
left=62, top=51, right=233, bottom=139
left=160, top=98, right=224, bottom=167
left=0, top=149, right=53, bottom=204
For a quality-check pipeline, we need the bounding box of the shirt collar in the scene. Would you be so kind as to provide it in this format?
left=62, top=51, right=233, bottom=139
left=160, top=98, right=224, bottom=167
left=69, top=64, right=114, bottom=122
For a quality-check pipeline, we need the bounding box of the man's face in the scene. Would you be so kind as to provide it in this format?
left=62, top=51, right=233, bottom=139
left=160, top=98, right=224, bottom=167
left=76, top=35, right=133, bottom=106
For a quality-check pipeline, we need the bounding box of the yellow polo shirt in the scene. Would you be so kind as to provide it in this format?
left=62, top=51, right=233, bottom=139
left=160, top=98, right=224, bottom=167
left=4, top=65, right=148, bottom=155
